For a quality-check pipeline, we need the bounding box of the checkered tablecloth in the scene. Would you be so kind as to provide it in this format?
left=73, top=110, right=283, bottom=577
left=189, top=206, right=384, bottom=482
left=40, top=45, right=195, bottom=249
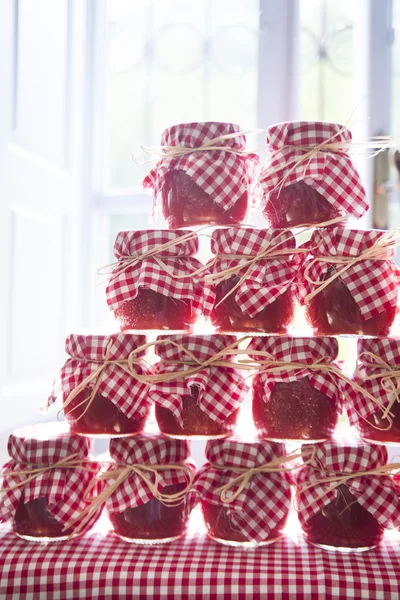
left=1, top=519, right=400, bottom=600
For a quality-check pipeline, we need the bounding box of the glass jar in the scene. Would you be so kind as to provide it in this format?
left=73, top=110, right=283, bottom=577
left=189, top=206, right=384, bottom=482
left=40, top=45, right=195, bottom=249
left=150, top=335, right=247, bottom=439
left=0, top=423, right=100, bottom=542
left=194, top=437, right=291, bottom=546
left=248, top=336, right=340, bottom=442
left=299, top=229, right=399, bottom=336
left=209, top=227, right=297, bottom=333
left=105, top=229, right=215, bottom=331
left=47, top=333, right=152, bottom=437
left=295, top=441, right=399, bottom=551
left=346, top=339, right=400, bottom=445
left=142, top=122, right=259, bottom=228
left=259, top=121, right=368, bottom=228
left=107, top=434, right=194, bottom=544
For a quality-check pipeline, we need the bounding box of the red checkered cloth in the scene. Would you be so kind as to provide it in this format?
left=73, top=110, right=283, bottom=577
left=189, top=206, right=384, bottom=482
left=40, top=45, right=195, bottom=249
left=188, top=437, right=291, bottom=543
left=259, top=121, right=368, bottom=219
left=298, top=228, right=400, bottom=320
left=106, top=434, right=192, bottom=514
left=209, top=227, right=299, bottom=317
left=149, top=335, right=248, bottom=426
left=105, top=229, right=215, bottom=317
left=46, top=333, right=152, bottom=419
left=0, top=423, right=101, bottom=532
left=345, top=338, right=400, bottom=427
left=247, top=336, right=341, bottom=407
left=1, top=522, right=400, bottom=599
left=295, top=440, right=400, bottom=529
left=142, top=121, right=259, bottom=216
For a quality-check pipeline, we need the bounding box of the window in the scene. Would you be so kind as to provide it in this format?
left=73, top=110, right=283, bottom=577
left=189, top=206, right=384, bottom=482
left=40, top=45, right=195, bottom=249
left=89, top=0, right=399, bottom=325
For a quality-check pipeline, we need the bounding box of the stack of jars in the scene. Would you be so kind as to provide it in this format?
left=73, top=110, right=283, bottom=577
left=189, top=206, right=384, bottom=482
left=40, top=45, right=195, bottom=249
left=1, top=120, right=400, bottom=552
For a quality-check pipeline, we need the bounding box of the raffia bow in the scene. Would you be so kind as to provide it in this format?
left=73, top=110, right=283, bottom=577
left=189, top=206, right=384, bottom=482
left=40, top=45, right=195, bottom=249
left=297, top=462, right=400, bottom=502
left=98, top=229, right=201, bottom=282
left=214, top=447, right=316, bottom=504
left=68, top=462, right=194, bottom=534
left=0, top=453, right=99, bottom=492
left=133, top=130, right=263, bottom=164
left=355, top=351, right=400, bottom=425
left=259, top=123, right=394, bottom=196
left=303, top=228, right=400, bottom=303
left=60, top=340, right=150, bottom=421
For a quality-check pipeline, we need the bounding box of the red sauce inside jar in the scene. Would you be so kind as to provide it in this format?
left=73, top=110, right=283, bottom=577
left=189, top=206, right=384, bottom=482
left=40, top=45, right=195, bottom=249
left=14, top=498, right=74, bottom=539
left=263, top=182, right=344, bottom=228
left=302, top=484, right=384, bottom=549
left=305, top=266, right=396, bottom=336
left=109, top=483, right=188, bottom=542
left=210, top=276, right=295, bottom=333
left=201, top=495, right=290, bottom=544
left=161, top=170, right=248, bottom=228
left=252, top=375, right=338, bottom=441
left=356, top=402, right=400, bottom=445
left=64, top=390, right=149, bottom=437
left=155, top=386, right=238, bottom=438
left=115, top=288, right=196, bottom=331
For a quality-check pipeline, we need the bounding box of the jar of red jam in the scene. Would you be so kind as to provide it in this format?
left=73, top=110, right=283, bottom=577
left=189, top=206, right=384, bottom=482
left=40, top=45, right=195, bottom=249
left=259, top=121, right=368, bottom=228
left=142, top=122, right=259, bottom=229
left=191, top=437, right=291, bottom=546
left=0, top=423, right=101, bottom=542
left=298, top=228, right=400, bottom=336
left=295, top=440, right=399, bottom=551
left=248, top=336, right=341, bottom=442
left=208, top=227, right=298, bottom=333
left=345, top=339, right=400, bottom=444
left=106, top=434, right=195, bottom=544
left=46, top=333, right=152, bottom=437
left=150, top=335, right=247, bottom=439
left=105, top=229, right=215, bottom=331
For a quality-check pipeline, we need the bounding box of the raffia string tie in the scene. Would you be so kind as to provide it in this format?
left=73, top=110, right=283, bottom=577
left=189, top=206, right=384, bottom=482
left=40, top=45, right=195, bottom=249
left=98, top=229, right=206, bottom=282
left=241, top=351, right=392, bottom=431
left=129, top=336, right=254, bottom=387
left=60, top=340, right=148, bottom=421
left=203, top=229, right=308, bottom=308
left=133, top=130, right=264, bottom=164
left=0, top=453, right=99, bottom=493
left=68, top=462, right=194, bottom=535
left=259, top=125, right=394, bottom=196
left=355, top=351, right=400, bottom=423
left=303, top=228, right=400, bottom=304
left=297, top=462, right=400, bottom=503
left=214, top=447, right=316, bottom=504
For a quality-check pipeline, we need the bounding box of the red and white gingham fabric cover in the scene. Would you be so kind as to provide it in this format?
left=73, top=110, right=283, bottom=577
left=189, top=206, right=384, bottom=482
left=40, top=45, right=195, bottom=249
left=47, top=333, right=151, bottom=419
left=247, top=336, right=341, bottom=407
left=105, top=229, right=215, bottom=317
left=345, top=338, right=400, bottom=426
left=259, top=121, right=368, bottom=218
left=2, top=523, right=400, bottom=599
left=188, top=437, right=291, bottom=543
left=298, top=228, right=400, bottom=320
left=209, top=228, right=299, bottom=317
left=0, top=423, right=100, bottom=531
left=142, top=121, right=259, bottom=214
left=106, top=434, right=192, bottom=514
left=149, top=335, right=248, bottom=426
left=295, top=440, right=400, bottom=529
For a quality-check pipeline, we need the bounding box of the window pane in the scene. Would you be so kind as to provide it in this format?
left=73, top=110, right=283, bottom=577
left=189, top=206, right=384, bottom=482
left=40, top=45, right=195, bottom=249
left=107, top=0, right=259, bottom=189
left=299, top=0, right=356, bottom=123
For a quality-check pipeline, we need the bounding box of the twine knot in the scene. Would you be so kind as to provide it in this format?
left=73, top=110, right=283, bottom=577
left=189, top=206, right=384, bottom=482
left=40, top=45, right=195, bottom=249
left=214, top=448, right=316, bottom=504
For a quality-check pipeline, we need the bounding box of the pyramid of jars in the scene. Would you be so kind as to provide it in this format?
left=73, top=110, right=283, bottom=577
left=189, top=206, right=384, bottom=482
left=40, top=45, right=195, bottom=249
left=1, top=120, right=400, bottom=551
